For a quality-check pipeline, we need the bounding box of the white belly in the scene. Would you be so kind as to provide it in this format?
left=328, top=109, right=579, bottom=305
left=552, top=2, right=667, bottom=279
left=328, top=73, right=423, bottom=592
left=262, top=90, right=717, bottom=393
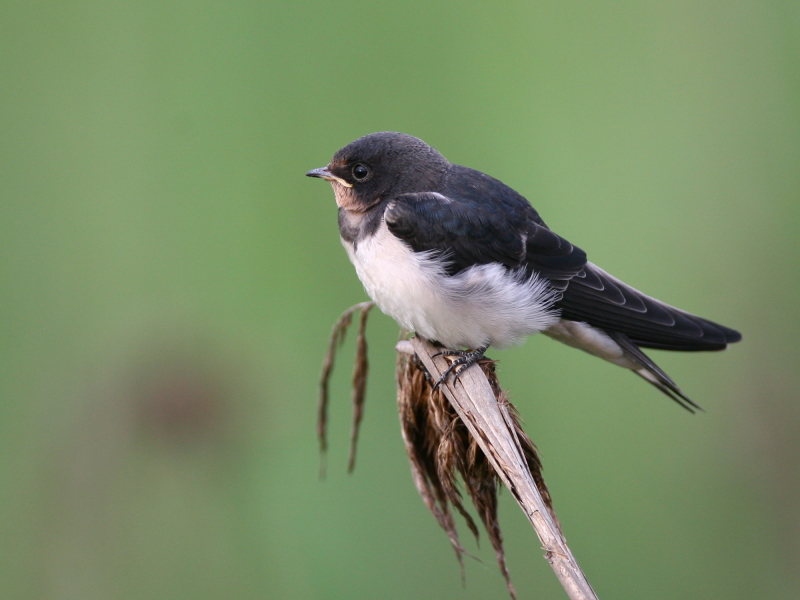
left=543, top=319, right=637, bottom=368
left=342, top=222, right=559, bottom=349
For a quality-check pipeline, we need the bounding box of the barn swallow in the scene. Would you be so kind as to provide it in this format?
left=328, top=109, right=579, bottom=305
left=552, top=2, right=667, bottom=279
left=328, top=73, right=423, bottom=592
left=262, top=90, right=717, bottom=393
left=307, top=132, right=741, bottom=410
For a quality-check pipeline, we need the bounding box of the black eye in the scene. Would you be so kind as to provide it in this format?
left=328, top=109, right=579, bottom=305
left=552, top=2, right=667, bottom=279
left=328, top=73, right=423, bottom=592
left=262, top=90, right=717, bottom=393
left=352, top=164, right=369, bottom=180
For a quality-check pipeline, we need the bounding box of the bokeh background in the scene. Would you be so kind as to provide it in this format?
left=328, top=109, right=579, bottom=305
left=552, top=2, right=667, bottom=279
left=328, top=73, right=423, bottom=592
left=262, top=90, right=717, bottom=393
left=2, top=2, right=798, bottom=599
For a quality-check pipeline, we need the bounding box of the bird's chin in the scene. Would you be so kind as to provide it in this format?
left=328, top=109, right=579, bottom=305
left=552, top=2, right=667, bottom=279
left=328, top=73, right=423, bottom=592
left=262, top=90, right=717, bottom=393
left=332, top=182, right=374, bottom=212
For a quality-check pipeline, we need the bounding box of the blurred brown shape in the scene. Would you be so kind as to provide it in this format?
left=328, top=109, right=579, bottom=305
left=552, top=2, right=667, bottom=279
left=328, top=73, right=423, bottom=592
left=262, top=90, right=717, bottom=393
left=135, top=357, right=227, bottom=442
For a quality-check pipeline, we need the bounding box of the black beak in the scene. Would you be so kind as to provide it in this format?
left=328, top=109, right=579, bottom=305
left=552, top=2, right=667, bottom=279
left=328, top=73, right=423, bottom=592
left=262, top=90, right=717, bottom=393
left=306, top=167, right=333, bottom=179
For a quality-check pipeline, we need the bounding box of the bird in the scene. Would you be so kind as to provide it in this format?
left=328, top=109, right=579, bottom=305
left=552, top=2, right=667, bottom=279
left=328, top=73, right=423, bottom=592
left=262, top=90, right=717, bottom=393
left=307, top=132, right=741, bottom=411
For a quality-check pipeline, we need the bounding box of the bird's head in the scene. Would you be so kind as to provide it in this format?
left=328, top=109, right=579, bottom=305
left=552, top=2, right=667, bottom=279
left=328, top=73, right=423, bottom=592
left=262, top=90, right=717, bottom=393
left=306, top=132, right=449, bottom=212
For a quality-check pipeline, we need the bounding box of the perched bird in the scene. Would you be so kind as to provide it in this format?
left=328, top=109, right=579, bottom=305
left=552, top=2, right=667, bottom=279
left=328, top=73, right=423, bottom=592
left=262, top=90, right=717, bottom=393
left=307, top=132, right=741, bottom=411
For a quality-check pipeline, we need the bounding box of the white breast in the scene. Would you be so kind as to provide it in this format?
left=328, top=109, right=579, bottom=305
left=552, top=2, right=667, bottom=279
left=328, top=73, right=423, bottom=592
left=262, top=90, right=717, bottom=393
left=342, top=221, right=559, bottom=349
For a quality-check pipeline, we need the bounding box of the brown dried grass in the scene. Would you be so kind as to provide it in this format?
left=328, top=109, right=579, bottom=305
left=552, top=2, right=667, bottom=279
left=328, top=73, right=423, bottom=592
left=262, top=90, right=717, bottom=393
left=396, top=348, right=556, bottom=599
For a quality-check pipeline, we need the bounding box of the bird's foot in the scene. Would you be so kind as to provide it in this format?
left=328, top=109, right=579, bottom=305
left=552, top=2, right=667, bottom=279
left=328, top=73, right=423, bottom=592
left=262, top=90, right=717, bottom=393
left=431, top=345, right=489, bottom=390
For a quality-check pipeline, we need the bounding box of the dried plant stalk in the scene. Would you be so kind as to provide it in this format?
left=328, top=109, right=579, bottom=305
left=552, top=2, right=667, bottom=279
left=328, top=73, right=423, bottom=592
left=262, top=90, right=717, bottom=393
left=397, top=348, right=530, bottom=597
left=318, top=301, right=374, bottom=476
left=318, top=303, right=596, bottom=599
left=403, top=337, right=598, bottom=600
left=348, top=303, right=374, bottom=472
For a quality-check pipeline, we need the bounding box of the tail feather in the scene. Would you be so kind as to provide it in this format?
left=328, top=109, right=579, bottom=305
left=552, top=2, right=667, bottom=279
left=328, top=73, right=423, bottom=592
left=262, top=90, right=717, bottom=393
left=605, top=330, right=702, bottom=412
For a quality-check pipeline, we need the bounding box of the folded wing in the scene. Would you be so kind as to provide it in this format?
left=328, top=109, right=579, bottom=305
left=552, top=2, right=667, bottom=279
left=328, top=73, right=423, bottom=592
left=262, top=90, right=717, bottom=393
left=556, top=263, right=742, bottom=351
left=385, top=191, right=587, bottom=284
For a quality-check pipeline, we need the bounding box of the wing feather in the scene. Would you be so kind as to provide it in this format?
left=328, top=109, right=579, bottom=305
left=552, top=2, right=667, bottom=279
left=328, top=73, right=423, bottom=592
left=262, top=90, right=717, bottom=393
left=557, top=263, right=742, bottom=350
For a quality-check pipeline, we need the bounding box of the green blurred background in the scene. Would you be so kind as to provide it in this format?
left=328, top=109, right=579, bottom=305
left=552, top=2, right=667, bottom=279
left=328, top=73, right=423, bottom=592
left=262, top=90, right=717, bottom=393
left=1, top=1, right=798, bottom=599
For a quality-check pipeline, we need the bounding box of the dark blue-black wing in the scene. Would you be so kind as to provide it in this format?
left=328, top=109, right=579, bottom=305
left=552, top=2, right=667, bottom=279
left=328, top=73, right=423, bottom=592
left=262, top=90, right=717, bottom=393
left=384, top=190, right=587, bottom=286
left=556, top=263, right=742, bottom=351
